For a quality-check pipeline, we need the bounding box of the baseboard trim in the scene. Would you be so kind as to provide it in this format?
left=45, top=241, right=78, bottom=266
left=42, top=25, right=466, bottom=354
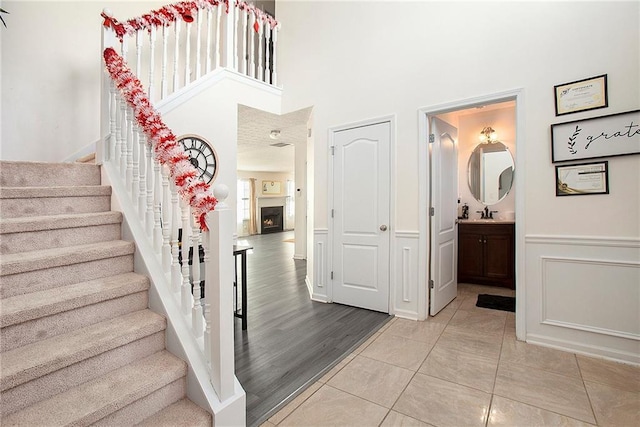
left=393, top=309, right=419, bottom=321
left=526, top=333, right=640, bottom=366
left=305, top=276, right=313, bottom=297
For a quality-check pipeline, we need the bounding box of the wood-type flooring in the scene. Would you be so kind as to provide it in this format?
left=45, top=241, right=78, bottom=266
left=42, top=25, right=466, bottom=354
left=234, top=230, right=391, bottom=426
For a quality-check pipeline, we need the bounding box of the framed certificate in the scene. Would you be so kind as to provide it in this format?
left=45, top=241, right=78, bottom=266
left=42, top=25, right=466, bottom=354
left=554, top=74, right=608, bottom=116
left=555, top=161, right=608, bottom=196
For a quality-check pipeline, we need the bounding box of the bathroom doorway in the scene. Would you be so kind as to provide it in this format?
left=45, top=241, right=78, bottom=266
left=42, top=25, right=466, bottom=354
left=418, top=89, right=525, bottom=339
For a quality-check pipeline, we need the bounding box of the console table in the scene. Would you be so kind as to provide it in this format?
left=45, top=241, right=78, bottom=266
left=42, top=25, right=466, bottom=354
left=233, top=245, right=252, bottom=330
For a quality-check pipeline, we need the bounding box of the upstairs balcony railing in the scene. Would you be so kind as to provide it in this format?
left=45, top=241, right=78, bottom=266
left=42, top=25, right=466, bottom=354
left=97, top=0, right=279, bottom=414
left=101, top=0, right=279, bottom=104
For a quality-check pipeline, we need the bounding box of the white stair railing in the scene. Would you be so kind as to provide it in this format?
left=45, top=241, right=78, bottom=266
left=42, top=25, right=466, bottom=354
left=100, top=43, right=237, bottom=404
left=100, top=0, right=279, bottom=105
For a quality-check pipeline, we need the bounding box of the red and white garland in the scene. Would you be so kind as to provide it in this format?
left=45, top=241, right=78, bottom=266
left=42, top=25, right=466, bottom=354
left=103, top=47, right=217, bottom=230
left=102, top=0, right=278, bottom=41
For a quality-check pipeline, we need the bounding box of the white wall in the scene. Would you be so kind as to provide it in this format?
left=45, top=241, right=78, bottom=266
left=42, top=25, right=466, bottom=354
left=0, top=1, right=167, bottom=162
left=277, top=1, right=640, bottom=362
left=160, top=74, right=283, bottom=227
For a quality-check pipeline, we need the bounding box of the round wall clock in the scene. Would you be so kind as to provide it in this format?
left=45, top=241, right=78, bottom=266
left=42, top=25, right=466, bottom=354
left=177, top=135, right=218, bottom=184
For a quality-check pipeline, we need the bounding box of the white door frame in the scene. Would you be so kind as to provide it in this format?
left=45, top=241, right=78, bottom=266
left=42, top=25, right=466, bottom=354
left=418, top=89, right=526, bottom=339
left=328, top=115, right=396, bottom=311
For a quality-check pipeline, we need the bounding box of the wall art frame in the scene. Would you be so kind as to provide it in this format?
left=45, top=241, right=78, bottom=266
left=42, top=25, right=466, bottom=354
left=262, top=180, right=282, bottom=195
left=554, top=74, right=608, bottom=116
left=556, top=161, right=609, bottom=196
left=551, top=109, right=640, bottom=163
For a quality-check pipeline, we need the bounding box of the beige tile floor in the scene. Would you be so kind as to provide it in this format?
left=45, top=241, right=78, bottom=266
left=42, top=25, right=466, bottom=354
left=261, top=283, right=640, bottom=427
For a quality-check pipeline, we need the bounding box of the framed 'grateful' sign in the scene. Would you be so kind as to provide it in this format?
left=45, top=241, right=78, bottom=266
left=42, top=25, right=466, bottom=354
left=551, top=110, right=640, bottom=163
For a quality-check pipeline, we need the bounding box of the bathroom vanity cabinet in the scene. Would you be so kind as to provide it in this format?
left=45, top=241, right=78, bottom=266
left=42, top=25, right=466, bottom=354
left=458, top=221, right=515, bottom=289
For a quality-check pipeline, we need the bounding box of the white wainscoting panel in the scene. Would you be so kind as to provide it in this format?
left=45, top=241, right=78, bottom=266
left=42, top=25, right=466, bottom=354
left=312, top=229, right=329, bottom=302
left=393, top=231, right=420, bottom=319
left=526, top=235, right=640, bottom=364
left=541, top=256, right=639, bottom=339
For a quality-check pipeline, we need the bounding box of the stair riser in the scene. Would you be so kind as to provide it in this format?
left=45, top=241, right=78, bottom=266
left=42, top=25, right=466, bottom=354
left=93, top=378, right=186, bottom=426
left=0, top=195, right=111, bottom=218
left=2, top=292, right=149, bottom=352
left=1, top=311, right=166, bottom=391
left=0, top=332, right=166, bottom=416
left=0, top=223, right=122, bottom=254
left=0, top=161, right=101, bottom=187
left=1, top=255, right=134, bottom=299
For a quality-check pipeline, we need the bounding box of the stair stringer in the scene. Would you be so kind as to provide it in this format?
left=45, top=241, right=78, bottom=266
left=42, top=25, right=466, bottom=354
left=101, top=162, right=246, bottom=426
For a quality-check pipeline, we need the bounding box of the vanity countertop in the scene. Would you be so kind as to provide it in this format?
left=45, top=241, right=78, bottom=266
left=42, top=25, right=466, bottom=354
left=458, top=219, right=515, bottom=224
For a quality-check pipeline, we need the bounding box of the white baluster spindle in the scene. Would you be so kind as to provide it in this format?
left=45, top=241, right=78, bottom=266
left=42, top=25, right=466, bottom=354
left=148, top=26, right=156, bottom=100
left=185, top=20, right=192, bottom=85
left=125, top=106, right=134, bottom=191
left=118, top=94, right=127, bottom=176
left=170, top=181, right=182, bottom=292
left=202, top=225, right=211, bottom=361
left=161, top=165, right=172, bottom=273
left=173, top=20, right=181, bottom=92
left=136, top=30, right=143, bottom=78
left=161, top=26, right=168, bottom=98
left=264, top=26, right=271, bottom=84
left=145, top=142, right=155, bottom=237
left=138, top=133, right=147, bottom=222
left=271, top=25, right=278, bottom=86
left=241, top=9, right=248, bottom=75
left=108, top=82, right=117, bottom=161
left=248, top=13, right=255, bottom=78
left=191, top=219, right=203, bottom=336
left=195, top=9, right=202, bottom=80
left=233, top=4, right=239, bottom=70
left=257, top=19, right=264, bottom=82
left=205, top=8, right=212, bottom=73
left=181, top=202, right=193, bottom=315
left=214, top=4, right=221, bottom=68
left=131, top=122, right=140, bottom=208
left=153, top=157, right=163, bottom=253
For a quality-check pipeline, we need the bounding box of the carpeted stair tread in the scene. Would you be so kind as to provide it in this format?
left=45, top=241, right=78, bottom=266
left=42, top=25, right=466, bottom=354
left=0, top=240, right=135, bottom=276
left=136, top=398, right=213, bottom=426
left=0, top=161, right=101, bottom=187
left=0, top=211, right=122, bottom=234
left=1, top=309, right=166, bottom=391
left=0, top=185, right=111, bottom=199
left=2, top=350, right=186, bottom=427
left=1, top=272, right=149, bottom=328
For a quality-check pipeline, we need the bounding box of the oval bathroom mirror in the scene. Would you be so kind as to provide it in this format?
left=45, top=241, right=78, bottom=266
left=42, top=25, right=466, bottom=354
left=468, top=141, right=515, bottom=205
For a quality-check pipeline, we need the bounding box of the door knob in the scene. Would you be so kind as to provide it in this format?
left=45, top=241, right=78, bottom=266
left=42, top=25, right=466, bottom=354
left=380, top=225, right=388, bottom=231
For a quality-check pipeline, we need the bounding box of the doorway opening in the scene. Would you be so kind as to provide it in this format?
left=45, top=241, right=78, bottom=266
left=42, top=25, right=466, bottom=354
left=419, top=89, right=525, bottom=339
left=237, top=104, right=313, bottom=260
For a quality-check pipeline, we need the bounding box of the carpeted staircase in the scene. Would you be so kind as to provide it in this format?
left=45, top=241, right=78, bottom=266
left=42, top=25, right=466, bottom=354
left=0, top=160, right=212, bottom=426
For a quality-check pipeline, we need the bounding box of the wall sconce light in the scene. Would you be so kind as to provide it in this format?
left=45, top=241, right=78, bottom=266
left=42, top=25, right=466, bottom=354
left=479, top=126, right=498, bottom=143
left=269, top=129, right=281, bottom=140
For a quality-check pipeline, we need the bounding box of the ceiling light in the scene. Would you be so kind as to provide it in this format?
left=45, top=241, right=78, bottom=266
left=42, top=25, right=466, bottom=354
left=269, top=130, right=281, bottom=140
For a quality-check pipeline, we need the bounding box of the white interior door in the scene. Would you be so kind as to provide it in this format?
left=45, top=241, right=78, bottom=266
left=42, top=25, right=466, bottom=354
left=429, top=117, right=458, bottom=315
left=332, top=122, right=390, bottom=312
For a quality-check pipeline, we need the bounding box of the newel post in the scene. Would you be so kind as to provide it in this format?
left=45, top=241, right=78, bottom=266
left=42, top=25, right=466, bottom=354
left=99, top=8, right=119, bottom=165
left=205, top=184, right=235, bottom=401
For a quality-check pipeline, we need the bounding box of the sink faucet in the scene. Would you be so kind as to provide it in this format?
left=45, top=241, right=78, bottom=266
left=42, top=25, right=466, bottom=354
left=477, top=206, right=499, bottom=219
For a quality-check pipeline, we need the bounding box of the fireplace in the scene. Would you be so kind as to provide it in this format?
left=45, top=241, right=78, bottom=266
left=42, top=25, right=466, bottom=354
left=261, top=206, right=284, bottom=234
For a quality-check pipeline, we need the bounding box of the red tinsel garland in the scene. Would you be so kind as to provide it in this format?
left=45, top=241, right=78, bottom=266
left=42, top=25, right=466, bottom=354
left=102, top=0, right=278, bottom=41
left=103, top=47, right=217, bottom=230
